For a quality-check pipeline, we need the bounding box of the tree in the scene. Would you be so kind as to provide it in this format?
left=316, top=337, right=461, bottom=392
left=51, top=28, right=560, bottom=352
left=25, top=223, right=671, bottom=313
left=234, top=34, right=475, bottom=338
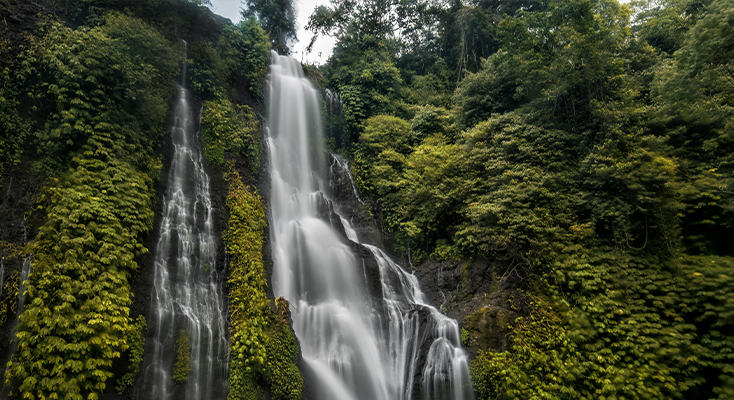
left=651, top=0, right=734, bottom=254
left=630, top=0, right=713, bottom=54
left=241, top=0, right=296, bottom=54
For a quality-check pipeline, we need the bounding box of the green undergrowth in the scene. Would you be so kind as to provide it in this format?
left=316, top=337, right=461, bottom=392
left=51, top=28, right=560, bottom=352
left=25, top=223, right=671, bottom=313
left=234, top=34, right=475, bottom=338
left=187, top=17, right=269, bottom=101
left=470, top=251, right=734, bottom=399
left=0, top=269, right=20, bottom=324
left=4, top=13, right=178, bottom=399
left=224, top=168, right=303, bottom=400
left=262, top=299, right=303, bottom=400
left=201, top=98, right=261, bottom=174
left=116, top=315, right=147, bottom=393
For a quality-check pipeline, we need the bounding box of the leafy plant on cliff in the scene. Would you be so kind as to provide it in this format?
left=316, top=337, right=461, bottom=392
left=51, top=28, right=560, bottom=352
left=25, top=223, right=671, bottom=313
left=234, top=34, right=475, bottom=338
left=5, top=14, right=177, bottom=400
left=224, top=168, right=271, bottom=399
left=218, top=18, right=270, bottom=99
left=173, top=330, right=191, bottom=384
left=116, top=315, right=147, bottom=393
left=224, top=168, right=303, bottom=400
left=262, top=299, right=303, bottom=400
left=202, top=98, right=261, bottom=174
left=0, top=269, right=20, bottom=324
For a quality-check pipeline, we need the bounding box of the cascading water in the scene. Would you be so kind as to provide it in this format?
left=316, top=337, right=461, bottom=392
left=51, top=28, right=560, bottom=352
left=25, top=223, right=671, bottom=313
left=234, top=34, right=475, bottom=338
left=138, top=57, right=228, bottom=400
left=267, top=51, right=474, bottom=400
left=324, top=89, right=342, bottom=140
left=15, top=258, right=30, bottom=318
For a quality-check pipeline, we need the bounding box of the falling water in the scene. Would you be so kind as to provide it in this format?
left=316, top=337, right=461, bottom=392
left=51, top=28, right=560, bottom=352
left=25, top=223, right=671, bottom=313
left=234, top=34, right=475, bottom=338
left=324, top=89, right=342, bottom=140
left=267, top=51, right=473, bottom=400
left=16, top=257, right=30, bottom=317
left=138, top=66, right=228, bottom=399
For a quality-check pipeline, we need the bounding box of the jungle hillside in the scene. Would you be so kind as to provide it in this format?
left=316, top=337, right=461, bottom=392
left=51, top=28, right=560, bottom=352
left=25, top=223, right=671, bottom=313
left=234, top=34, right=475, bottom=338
left=0, top=0, right=732, bottom=399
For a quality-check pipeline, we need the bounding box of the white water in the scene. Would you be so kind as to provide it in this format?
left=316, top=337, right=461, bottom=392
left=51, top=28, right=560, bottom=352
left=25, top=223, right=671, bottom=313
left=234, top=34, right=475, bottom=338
left=267, top=51, right=474, bottom=400
left=16, top=257, right=30, bottom=316
left=138, top=81, right=228, bottom=399
left=324, top=89, right=342, bottom=140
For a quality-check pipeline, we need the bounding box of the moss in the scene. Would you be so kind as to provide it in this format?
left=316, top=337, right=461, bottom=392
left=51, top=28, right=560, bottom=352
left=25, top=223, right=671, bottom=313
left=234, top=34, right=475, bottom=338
left=224, top=168, right=303, bottom=400
left=202, top=99, right=262, bottom=175
left=116, top=315, right=147, bottom=393
left=466, top=305, right=516, bottom=353
left=262, top=298, right=303, bottom=400
left=173, top=329, right=191, bottom=384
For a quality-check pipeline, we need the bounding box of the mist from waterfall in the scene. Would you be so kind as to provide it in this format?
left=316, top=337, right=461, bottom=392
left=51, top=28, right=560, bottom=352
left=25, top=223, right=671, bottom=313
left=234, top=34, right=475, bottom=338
left=267, top=50, right=474, bottom=400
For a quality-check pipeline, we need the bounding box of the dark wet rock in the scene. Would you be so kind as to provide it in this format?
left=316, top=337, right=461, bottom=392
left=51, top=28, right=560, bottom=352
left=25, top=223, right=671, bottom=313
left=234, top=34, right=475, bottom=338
left=328, top=154, right=384, bottom=247
left=414, top=259, right=526, bottom=357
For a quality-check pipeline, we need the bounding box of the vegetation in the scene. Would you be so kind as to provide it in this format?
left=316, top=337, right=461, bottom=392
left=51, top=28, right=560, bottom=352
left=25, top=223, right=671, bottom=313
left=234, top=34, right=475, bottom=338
left=2, top=0, right=731, bottom=397
left=225, top=168, right=270, bottom=399
left=116, top=315, right=147, bottom=393
left=310, top=0, right=734, bottom=397
left=3, top=13, right=178, bottom=399
left=223, top=168, right=303, bottom=400
left=0, top=0, right=269, bottom=398
left=241, top=0, right=297, bottom=54
left=217, top=18, right=271, bottom=99
left=202, top=98, right=261, bottom=173
left=0, top=269, right=20, bottom=324
left=173, top=329, right=191, bottom=384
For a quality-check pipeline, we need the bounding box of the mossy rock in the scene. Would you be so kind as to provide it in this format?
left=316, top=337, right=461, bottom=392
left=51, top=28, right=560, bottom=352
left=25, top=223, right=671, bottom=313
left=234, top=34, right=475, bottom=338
left=465, top=304, right=520, bottom=354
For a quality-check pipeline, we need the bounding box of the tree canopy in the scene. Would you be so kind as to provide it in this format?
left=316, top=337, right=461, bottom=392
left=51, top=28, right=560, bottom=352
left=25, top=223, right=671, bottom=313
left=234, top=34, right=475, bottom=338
left=310, top=0, right=734, bottom=397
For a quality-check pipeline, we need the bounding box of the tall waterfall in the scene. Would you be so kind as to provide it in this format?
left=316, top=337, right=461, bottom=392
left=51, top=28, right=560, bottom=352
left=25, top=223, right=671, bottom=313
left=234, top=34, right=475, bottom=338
left=138, top=78, right=228, bottom=399
left=267, top=51, right=474, bottom=400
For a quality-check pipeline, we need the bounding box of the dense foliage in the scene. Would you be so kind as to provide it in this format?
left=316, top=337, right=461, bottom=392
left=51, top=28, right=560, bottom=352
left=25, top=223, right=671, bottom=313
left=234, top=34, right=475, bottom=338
left=241, top=0, right=297, bottom=54
left=116, top=315, right=147, bottom=393
left=0, top=0, right=274, bottom=397
left=311, top=0, right=734, bottom=397
left=1, top=13, right=178, bottom=399
left=188, top=17, right=270, bottom=100
left=201, top=98, right=261, bottom=173
left=223, top=169, right=303, bottom=400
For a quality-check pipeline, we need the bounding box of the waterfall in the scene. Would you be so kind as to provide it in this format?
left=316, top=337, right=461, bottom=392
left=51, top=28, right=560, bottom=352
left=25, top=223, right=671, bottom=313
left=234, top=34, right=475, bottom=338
left=16, top=257, right=30, bottom=317
left=267, top=51, right=474, bottom=400
left=138, top=79, right=228, bottom=399
left=324, top=89, right=342, bottom=140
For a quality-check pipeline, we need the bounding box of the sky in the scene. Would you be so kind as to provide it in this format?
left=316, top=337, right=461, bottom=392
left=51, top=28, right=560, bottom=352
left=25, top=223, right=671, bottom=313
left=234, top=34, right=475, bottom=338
left=208, top=0, right=337, bottom=64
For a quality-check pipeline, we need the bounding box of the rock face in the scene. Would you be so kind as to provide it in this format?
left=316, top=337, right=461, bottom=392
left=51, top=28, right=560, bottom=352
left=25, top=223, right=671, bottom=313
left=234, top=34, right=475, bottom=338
left=327, top=154, right=384, bottom=247
left=414, top=259, right=526, bottom=357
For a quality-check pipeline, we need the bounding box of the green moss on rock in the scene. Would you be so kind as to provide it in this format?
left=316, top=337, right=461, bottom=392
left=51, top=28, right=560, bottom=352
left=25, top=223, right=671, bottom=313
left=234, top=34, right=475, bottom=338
left=117, top=315, right=147, bottom=393
left=173, top=330, right=191, bottom=384
left=224, top=168, right=303, bottom=400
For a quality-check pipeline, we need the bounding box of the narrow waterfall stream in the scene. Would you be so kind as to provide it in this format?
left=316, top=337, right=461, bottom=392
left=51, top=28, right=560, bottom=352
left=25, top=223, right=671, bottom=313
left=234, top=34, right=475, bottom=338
left=267, top=52, right=474, bottom=400
left=138, top=74, right=228, bottom=399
